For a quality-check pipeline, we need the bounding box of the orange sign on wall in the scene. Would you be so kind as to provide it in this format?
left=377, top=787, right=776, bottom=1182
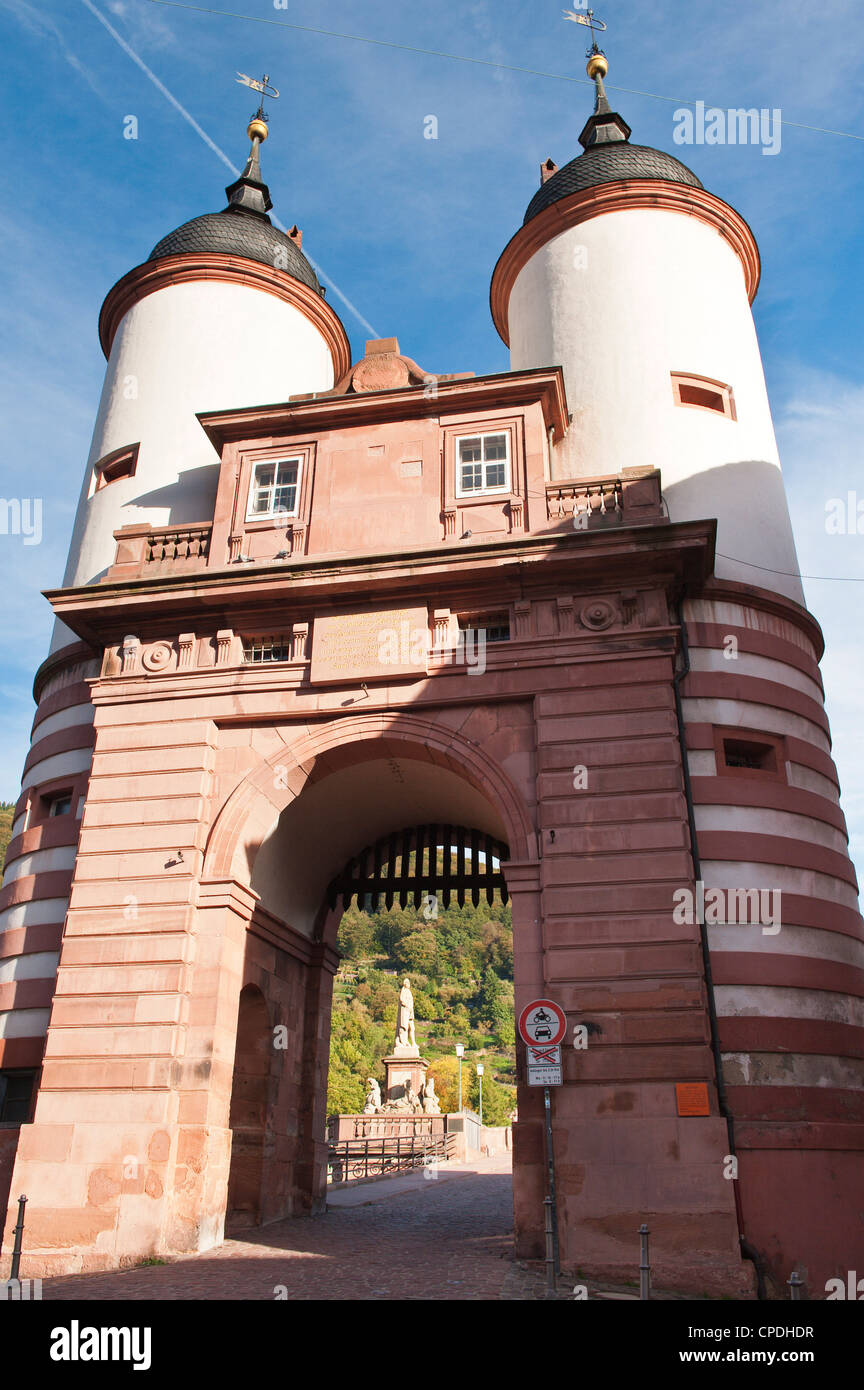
left=675, top=1082, right=711, bottom=1117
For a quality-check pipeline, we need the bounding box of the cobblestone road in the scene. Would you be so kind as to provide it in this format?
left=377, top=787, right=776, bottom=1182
left=42, top=1156, right=550, bottom=1302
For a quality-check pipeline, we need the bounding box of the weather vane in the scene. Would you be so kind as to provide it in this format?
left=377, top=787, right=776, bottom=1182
left=236, top=71, right=280, bottom=123
left=563, top=8, right=607, bottom=57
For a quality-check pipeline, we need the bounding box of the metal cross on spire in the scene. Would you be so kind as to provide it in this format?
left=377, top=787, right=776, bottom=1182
left=562, top=7, right=608, bottom=57
left=236, top=71, right=280, bottom=122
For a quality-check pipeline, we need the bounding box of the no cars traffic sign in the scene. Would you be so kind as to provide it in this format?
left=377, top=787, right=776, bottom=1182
left=518, top=998, right=566, bottom=1047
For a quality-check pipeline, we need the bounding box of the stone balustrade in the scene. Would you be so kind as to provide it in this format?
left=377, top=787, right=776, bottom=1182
left=545, top=466, right=666, bottom=527
left=105, top=522, right=212, bottom=581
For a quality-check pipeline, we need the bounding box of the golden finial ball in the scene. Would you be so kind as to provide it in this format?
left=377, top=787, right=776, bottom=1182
left=586, top=52, right=608, bottom=80
left=247, top=117, right=269, bottom=142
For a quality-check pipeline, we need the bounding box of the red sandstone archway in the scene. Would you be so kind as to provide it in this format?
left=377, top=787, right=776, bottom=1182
left=207, top=715, right=540, bottom=1236
left=203, top=712, right=537, bottom=890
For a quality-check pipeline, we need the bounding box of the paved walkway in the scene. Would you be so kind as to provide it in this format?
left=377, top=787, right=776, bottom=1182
left=42, top=1155, right=546, bottom=1302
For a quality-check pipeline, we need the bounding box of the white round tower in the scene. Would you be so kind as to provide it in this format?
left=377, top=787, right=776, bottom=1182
left=55, top=114, right=350, bottom=639
left=491, top=54, right=802, bottom=606
left=0, top=115, right=350, bottom=1141
left=491, top=52, right=864, bottom=1295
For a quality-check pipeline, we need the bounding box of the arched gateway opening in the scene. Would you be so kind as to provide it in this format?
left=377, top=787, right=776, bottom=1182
left=323, top=824, right=514, bottom=1185
left=216, top=723, right=538, bottom=1247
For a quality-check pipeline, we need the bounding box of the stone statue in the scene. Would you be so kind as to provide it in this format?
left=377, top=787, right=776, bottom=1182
left=421, top=1076, right=441, bottom=1115
left=362, top=1077, right=382, bottom=1115
left=403, top=1080, right=422, bottom=1113
left=395, top=977, right=417, bottom=1049
left=381, top=1079, right=422, bottom=1113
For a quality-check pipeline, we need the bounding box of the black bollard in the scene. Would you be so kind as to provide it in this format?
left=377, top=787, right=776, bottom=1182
left=9, top=1195, right=27, bottom=1282
left=639, top=1223, right=651, bottom=1300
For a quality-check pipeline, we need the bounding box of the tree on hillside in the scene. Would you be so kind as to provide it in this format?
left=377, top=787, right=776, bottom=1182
left=393, top=925, right=439, bottom=977
left=426, top=1055, right=461, bottom=1113
left=355, top=971, right=400, bottom=1027
left=469, top=1068, right=514, bottom=1127
left=494, top=1014, right=516, bottom=1049
left=327, top=996, right=389, bottom=1116
left=0, top=803, right=15, bottom=883
left=481, top=919, right=513, bottom=975
left=371, top=906, right=418, bottom=960
left=338, top=903, right=377, bottom=959
left=473, top=968, right=515, bottom=1049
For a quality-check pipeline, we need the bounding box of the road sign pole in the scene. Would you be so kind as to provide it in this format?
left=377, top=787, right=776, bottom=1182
left=519, top=997, right=566, bottom=1288
left=543, top=1085, right=560, bottom=1281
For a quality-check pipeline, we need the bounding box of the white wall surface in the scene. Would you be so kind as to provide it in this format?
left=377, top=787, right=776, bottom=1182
left=508, top=207, right=804, bottom=603
left=53, top=278, right=338, bottom=652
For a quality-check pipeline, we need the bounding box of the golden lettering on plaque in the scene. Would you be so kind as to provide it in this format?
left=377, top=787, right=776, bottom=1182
left=309, top=605, right=430, bottom=684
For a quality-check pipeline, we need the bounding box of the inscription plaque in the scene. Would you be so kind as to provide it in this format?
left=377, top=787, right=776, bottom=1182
left=310, top=605, right=430, bottom=684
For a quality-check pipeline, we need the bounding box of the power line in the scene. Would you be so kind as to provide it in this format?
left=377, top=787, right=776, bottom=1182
left=658, top=492, right=862, bottom=581
left=715, top=552, right=864, bottom=583
left=146, top=0, right=864, bottom=143
left=79, top=0, right=379, bottom=336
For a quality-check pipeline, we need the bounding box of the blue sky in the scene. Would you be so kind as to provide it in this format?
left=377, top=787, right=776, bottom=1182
left=1, top=0, right=862, bottom=871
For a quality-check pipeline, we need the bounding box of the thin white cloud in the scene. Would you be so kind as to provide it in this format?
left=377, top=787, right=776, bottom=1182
left=0, top=0, right=106, bottom=99
left=77, top=0, right=379, bottom=336
left=106, top=0, right=178, bottom=49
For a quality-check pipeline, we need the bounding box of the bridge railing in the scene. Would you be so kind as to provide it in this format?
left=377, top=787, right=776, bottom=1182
left=327, top=1132, right=457, bottom=1184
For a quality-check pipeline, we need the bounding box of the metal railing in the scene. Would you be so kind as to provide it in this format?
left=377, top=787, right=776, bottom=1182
left=327, top=1132, right=456, bottom=1184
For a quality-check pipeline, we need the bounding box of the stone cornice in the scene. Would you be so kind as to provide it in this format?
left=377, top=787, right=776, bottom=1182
left=196, top=366, right=570, bottom=449
left=490, top=180, right=762, bottom=345
left=98, top=252, right=352, bottom=379
left=44, top=519, right=716, bottom=647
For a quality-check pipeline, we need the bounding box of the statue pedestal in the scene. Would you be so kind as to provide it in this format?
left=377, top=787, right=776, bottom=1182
left=383, top=1051, right=428, bottom=1105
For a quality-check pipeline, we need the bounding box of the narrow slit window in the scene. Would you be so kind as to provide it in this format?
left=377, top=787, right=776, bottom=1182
left=458, top=613, right=510, bottom=643
left=679, top=384, right=725, bottom=412
left=0, top=1070, right=37, bottom=1123
left=93, top=443, right=139, bottom=491
left=672, top=374, right=736, bottom=420
left=713, top=728, right=786, bottom=783
left=722, top=738, right=778, bottom=773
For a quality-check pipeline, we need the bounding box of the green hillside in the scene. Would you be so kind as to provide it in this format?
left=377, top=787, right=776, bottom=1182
left=328, top=896, right=516, bottom=1124
left=0, top=802, right=15, bottom=881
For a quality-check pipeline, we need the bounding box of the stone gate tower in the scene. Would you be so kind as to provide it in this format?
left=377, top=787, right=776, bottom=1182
left=2, top=63, right=861, bottom=1296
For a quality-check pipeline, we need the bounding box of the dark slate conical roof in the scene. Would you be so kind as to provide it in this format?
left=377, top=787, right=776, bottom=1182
left=148, top=130, right=323, bottom=295
left=523, top=68, right=703, bottom=225
left=149, top=213, right=321, bottom=291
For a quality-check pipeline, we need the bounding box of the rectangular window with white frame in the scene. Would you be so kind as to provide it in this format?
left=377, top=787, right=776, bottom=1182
left=246, top=458, right=302, bottom=520
left=455, top=432, right=510, bottom=497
